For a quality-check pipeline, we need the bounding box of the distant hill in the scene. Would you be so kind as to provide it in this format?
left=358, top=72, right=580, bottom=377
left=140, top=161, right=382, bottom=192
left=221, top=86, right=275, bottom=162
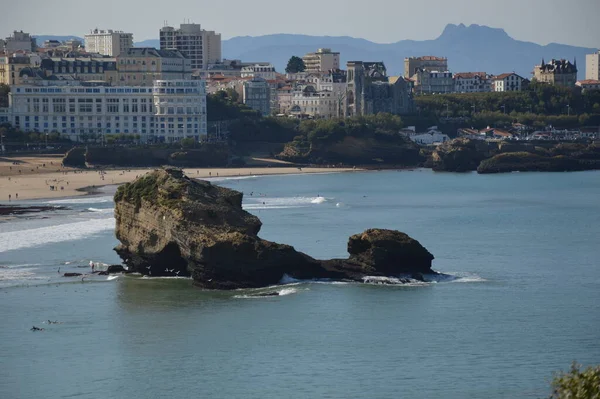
left=37, top=25, right=596, bottom=79
left=222, top=24, right=596, bottom=79
left=33, top=35, right=84, bottom=44
left=134, top=39, right=160, bottom=48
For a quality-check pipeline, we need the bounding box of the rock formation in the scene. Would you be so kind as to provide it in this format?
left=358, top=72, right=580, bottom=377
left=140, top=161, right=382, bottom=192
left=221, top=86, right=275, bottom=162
left=430, top=138, right=492, bottom=172
left=114, top=168, right=435, bottom=289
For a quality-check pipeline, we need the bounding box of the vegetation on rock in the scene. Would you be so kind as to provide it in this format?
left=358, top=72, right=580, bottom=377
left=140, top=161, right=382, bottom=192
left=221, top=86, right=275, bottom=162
left=550, top=363, right=600, bottom=399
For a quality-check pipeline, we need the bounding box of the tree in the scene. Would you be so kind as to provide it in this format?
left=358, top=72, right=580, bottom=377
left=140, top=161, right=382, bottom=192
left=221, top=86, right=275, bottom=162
left=550, top=363, right=600, bottom=398
left=285, top=56, right=306, bottom=73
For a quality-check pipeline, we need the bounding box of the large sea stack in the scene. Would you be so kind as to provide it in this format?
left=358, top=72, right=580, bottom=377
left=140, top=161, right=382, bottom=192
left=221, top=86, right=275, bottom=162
left=114, top=168, right=435, bottom=289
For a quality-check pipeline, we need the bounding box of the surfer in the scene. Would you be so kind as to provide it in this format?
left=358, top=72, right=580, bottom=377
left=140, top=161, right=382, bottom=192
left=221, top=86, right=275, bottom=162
left=31, top=326, right=44, bottom=331
left=89, top=260, right=95, bottom=273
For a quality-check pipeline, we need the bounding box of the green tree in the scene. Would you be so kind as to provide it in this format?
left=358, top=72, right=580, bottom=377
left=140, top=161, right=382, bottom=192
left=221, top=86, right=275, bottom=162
left=550, top=363, right=600, bottom=399
left=285, top=56, right=306, bottom=73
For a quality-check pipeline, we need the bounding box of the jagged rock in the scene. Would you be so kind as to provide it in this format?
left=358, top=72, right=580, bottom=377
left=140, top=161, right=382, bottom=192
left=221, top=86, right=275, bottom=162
left=106, top=265, right=127, bottom=274
left=114, top=168, right=436, bottom=289
left=431, top=138, right=493, bottom=172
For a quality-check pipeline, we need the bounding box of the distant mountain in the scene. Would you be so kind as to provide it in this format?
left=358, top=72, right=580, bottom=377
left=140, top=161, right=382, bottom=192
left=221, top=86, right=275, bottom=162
left=222, top=24, right=596, bottom=80
left=134, top=39, right=160, bottom=48
left=38, top=25, right=596, bottom=80
left=33, top=35, right=84, bottom=44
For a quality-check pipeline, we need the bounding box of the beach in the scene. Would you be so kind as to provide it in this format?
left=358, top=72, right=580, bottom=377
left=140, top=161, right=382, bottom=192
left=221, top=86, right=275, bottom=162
left=0, top=155, right=358, bottom=201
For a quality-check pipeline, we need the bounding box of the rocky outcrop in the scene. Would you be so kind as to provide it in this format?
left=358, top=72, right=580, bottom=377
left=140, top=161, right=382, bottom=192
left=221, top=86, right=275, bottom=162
left=278, top=135, right=423, bottom=166
left=430, top=138, right=493, bottom=172
left=477, top=149, right=600, bottom=174
left=114, top=168, right=435, bottom=289
left=62, top=147, right=87, bottom=168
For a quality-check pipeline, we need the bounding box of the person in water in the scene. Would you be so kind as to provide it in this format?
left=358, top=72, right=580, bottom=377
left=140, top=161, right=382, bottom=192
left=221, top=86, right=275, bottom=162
left=89, top=261, right=95, bottom=272
left=31, top=326, right=44, bottom=331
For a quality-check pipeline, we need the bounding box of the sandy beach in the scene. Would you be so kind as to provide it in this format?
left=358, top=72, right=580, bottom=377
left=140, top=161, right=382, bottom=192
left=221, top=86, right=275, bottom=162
left=0, top=155, right=358, bottom=201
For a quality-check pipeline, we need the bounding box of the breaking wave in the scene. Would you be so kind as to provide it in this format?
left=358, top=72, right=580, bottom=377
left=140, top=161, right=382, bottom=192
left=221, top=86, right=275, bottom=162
left=243, top=196, right=332, bottom=211
left=87, top=208, right=114, bottom=214
left=47, top=196, right=112, bottom=205
left=0, top=218, right=115, bottom=253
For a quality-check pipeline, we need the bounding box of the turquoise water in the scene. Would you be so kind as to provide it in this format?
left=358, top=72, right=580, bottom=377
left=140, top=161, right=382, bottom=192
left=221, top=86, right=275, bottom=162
left=1, top=170, right=599, bottom=398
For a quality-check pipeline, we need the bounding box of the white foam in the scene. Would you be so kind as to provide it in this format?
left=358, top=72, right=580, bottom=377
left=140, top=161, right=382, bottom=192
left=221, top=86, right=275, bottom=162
left=0, top=268, right=41, bottom=281
left=278, top=287, right=298, bottom=296
left=47, top=196, right=112, bottom=205
left=362, top=276, right=428, bottom=286
left=87, top=207, right=114, bottom=214
left=0, top=217, right=115, bottom=253
left=243, top=196, right=331, bottom=211
left=107, top=275, right=119, bottom=281
left=431, top=272, right=486, bottom=284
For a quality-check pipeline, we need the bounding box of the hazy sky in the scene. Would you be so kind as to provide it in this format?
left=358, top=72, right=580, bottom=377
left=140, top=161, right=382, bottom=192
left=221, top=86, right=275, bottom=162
left=2, top=0, right=599, bottom=48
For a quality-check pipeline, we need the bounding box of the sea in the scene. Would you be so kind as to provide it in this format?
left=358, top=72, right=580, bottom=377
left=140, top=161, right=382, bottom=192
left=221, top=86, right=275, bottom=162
left=1, top=169, right=599, bottom=399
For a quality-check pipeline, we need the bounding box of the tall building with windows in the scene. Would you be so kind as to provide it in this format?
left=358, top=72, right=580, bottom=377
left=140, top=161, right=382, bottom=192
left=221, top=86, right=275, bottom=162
left=404, top=56, right=448, bottom=78
left=586, top=50, right=600, bottom=81
left=116, top=48, right=191, bottom=86
left=243, top=77, right=271, bottom=116
left=9, top=80, right=207, bottom=142
left=302, top=48, right=340, bottom=73
left=159, top=23, right=221, bottom=70
left=84, top=29, right=133, bottom=57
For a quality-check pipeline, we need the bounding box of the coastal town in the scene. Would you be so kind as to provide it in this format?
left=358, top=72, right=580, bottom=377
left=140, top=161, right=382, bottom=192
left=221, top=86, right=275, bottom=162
left=0, top=24, right=599, bottom=149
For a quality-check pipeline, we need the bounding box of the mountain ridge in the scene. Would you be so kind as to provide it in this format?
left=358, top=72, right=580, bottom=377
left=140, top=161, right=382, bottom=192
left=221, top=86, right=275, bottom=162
left=34, top=24, right=597, bottom=79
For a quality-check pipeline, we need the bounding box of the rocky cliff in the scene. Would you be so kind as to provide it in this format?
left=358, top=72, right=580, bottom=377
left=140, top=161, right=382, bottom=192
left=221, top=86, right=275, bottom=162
left=114, top=168, right=435, bottom=289
left=278, top=135, right=423, bottom=166
left=430, top=138, right=493, bottom=172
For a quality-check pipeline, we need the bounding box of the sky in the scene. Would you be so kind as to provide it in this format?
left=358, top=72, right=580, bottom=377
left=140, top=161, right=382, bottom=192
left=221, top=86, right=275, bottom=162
left=2, top=0, right=599, bottom=48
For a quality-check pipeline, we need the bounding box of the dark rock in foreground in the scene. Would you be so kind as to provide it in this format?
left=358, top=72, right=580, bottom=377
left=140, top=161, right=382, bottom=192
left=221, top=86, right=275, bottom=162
left=114, top=168, right=435, bottom=289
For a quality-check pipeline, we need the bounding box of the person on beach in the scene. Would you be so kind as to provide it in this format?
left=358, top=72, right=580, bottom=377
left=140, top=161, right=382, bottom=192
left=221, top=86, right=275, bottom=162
left=8, top=194, right=11, bottom=201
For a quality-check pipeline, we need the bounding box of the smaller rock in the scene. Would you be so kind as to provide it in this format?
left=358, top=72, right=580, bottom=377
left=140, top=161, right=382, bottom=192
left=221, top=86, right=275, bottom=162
left=106, top=265, right=126, bottom=274
left=63, top=273, right=83, bottom=277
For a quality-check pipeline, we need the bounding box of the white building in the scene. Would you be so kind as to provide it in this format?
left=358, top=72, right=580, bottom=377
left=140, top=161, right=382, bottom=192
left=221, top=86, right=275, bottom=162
left=84, top=29, right=133, bottom=57
left=453, top=72, right=491, bottom=93
left=492, top=73, right=526, bottom=92
left=160, top=23, right=221, bottom=70
left=302, top=48, right=340, bottom=73
left=9, top=80, right=207, bottom=143
left=290, top=85, right=339, bottom=119
left=243, top=77, right=271, bottom=117
left=586, top=51, right=600, bottom=81
left=240, top=64, right=277, bottom=80
left=406, top=126, right=450, bottom=145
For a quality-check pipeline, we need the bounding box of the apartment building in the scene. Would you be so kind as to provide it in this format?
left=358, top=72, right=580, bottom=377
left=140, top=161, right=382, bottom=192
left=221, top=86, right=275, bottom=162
left=0, top=31, right=36, bottom=53
left=9, top=79, right=207, bottom=142
left=412, top=70, right=454, bottom=94
left=290, top=85, right=339, bottom=119
left=243, top=77, right=271, bottom=117
left=453, top=72, right=491, bottom=93
left=160, top=23, right=221, bottom=70
left=240, top=63, right=277, bottom=80
left=0, top=55, right=31, bottom=85
left=585, top=51, right=600, bottom=81
left=84, top=29, right=133, bottom=57
left=302, top=48, right=340, bottom=73
left=492, top=73, right=527, bottom=92
left=116, top=48, right=191, bottom=86
left=404, top=56, right=448, bottom=78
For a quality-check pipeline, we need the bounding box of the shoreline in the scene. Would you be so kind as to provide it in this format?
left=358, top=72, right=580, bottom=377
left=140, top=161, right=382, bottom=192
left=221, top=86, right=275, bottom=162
left=0, top=165, right=363, bottom=202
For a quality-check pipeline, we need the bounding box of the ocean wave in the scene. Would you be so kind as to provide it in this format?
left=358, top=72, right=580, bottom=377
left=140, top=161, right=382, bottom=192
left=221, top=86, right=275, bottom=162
left=0, top=268, right=42, bottom=281
left=234, top=286, right=302, bottom=299
left=47, top=196, right=112, bottom=205
left=243, top=196, right=332, bottom=210
left=0, top=218, right=116, bottom=253
left=204, top=175, right=258, bottom=182
left=87, top=208, right=114, bottom=214
left=428, top=272, right=486, bottom=284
